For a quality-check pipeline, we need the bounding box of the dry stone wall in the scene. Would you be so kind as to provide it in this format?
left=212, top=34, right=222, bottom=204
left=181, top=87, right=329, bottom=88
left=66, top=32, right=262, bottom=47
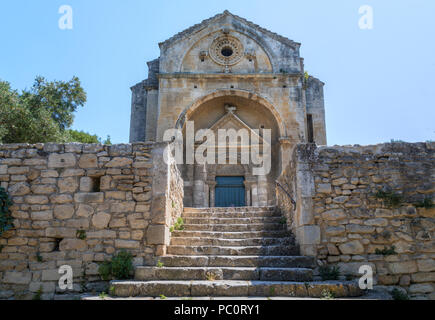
left=286, top=142, right=435, bottom=299
left=0, top=142, right=183, bottom=299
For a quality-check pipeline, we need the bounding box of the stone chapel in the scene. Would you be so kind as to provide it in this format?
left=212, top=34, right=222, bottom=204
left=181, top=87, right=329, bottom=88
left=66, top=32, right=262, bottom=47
left=129, top=10, right=327, bottom=209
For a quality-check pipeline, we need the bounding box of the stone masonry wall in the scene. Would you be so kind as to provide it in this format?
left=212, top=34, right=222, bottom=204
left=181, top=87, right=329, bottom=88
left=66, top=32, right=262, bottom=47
left=288, top=142, right=435, bottom=299
left=0, top=142, right=183, bottom=299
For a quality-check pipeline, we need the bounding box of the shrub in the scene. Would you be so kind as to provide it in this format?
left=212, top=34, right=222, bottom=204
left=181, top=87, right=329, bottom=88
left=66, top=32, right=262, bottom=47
left=321, top=289, right=335, bottom=300
left=98, top=250, right=133, bottom=280
left=375, top=246, right=397, bottom=256
left=319, top=265, right=341, bottom=280
left=111, top=250, right=133, bottom=279
left=375, top=190, right=403, bottom=208
left=0, top=187, right=13, bottom=236
left=391, top=288, right=409, bottom=300
left=414, top=197, right=434, bottom=209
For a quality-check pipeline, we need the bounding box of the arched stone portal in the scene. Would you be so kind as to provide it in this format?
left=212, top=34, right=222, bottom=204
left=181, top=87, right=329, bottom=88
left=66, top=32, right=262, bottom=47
left=178, top=92, right=287, bottom=208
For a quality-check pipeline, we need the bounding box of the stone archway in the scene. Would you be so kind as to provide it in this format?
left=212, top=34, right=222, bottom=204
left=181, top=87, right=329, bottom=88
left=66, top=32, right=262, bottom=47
left=177, top=91, right=285, bottom=208
left=175, top=89, right=287, bottom=138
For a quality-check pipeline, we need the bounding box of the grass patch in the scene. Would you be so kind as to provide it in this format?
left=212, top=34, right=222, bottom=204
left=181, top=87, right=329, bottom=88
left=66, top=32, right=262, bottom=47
left=321, top=289, right=335, bottom=300
left=319, top=265, right=341, bottom=281
left=375, top=246, right=397, bottom=256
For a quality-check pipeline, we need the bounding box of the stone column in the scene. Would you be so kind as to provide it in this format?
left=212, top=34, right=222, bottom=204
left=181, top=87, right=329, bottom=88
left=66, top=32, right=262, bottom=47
left=193, top=164, right=206, bottom=208
left=279, top=137, right=292, bottom=177
left=206, top=181, right=216, bottom=207
left=257, top=174, right=268, bottom=206
left=294, top=144, right=320, bottom=257
left=147, top=142, right=171, bottom=256
left=244, top=181, right=253, bottom=207
left=251, top=183, right=258, bottom=206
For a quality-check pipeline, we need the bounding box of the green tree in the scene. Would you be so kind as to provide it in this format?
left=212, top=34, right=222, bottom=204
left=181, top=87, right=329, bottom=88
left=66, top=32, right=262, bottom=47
left=66, top=129, right=100, bottom=143
left=0, top=76, right=105, bottom=144
left=0, top=81, right=64, bottom=143
left=103, top=135, right=112, bottom=145
left=21, top=76, right=87, bottom=130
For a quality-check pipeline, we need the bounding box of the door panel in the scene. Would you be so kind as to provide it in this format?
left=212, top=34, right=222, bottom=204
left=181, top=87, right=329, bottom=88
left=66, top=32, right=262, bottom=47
left=215, top=176, right=245, bottom=207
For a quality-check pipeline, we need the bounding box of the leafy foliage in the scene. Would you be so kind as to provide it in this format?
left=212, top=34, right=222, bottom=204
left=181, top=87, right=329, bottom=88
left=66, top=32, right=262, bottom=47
left=22, top=76, right=86, bottom=131
left=172, top=217, right=185, bottom=231
left=66, top=130, right=100, bottom=143
left=98, top=250, right=133, bottom=280
left=414, top=197, right=434, bottom=209
left=319, top=265, right=341, bottom=280
left=0, top=77, right=108, bottom=144
left=375, top=190, right=403, bottom=208
left=0, top=187, right=14, bottom=236
left=111, top=250, right=133, bottom=279
left=321, top=289, right=335, bottom=300
left=391, top=288, right=409, bottom=300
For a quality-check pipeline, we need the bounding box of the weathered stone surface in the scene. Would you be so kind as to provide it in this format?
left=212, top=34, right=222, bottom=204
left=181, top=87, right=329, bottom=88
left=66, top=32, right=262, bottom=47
left=58, top=177, right=78, bottom=193
left=8, top=182, right=30, bottom=196
left=59, top=239, right=87, bottom=251
left=78, top=154, right=98, bottom=168
left=92, top=212, right=111, bottom=229
left=105, top=157, right=133, bottom=168
left=417, top=259, right=435, bottom=272
left=322, top=209, right=346, bottom=220
left=3, top=271, right=32, bottom=284
left=74, top=192, right=104, bottom=203
left=53, top=205, right=75, bottom=220
left=338, top=240, right=364, bottom=255
left=48, top=153, right=76, bottom=168
left=389, top=261, right=418, bottom=274
left=146, top=225, right=169, bottom=245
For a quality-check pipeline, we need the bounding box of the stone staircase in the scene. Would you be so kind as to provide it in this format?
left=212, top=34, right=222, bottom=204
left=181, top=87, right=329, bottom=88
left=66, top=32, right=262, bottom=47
left=110, top=206, right=363, bottom=298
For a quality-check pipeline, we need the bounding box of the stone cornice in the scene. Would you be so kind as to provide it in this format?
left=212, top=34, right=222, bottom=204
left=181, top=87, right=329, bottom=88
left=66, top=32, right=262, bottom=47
left=158, top=72, right=302, bottom=80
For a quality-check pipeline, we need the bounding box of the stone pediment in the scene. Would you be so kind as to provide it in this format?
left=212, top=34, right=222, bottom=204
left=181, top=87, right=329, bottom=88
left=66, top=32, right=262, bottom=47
left=207, top=107, right=270, bottom=148
left=159, top=10, right=300, bottom=51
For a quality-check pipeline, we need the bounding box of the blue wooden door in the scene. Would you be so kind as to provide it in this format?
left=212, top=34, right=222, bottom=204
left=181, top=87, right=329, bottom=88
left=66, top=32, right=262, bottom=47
left=215, top=176, right=245, bottom=207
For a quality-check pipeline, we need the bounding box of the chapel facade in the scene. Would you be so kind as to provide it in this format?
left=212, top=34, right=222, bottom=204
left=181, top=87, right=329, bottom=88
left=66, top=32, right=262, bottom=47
left=129, top=10, right=327, bottom=208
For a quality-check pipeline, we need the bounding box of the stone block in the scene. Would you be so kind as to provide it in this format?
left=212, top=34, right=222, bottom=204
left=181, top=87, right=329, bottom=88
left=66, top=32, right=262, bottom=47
left=48, top=153, right=76, bottom=168
left=78, top=154, right=98, bottom=168
left=91, top=212, right=111, bottom=229
left=58, top=177, right=79, bottom=193
left=54, top=205, right=75, bottom=220
left=338, top=240, right=364, bottom=255
left=59, top=239, right=87, bottom=251
left=146, top=224, right=170, bottom=245
left=74, top=193, right=104, bottom=203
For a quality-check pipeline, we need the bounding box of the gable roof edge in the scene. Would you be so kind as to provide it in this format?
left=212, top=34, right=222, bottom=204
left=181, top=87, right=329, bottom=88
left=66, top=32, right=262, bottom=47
left=159, top=10, right=300, bottom=51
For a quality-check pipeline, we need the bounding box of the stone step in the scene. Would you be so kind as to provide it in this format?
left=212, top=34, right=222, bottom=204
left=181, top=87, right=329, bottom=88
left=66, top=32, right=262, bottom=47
left=182, top=211, right=280, bottom=219
left=183, top=223, right=286, bottom=232
left=135, top=267, right=313, bottom=281
left=156, top=255, right=316, bottom=268
left=167, top=245, right=299, bottom=256
left=183, top=206, right=276, bottom=214
left=183, top=217, right=284, bottom=225
left=110, top=280, right=363, bottom=298
left=171, top=230, right=290, bottom=239
left=170, top=236, right=296, bottom=247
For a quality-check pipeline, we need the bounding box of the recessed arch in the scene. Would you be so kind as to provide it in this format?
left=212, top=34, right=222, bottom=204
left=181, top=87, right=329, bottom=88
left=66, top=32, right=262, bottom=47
left=175, top=89, right=287, bottom=138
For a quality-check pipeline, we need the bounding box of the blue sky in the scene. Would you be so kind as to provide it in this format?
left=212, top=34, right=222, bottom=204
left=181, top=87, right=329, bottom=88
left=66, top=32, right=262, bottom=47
left=0, top=0, right=434, bottom=145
